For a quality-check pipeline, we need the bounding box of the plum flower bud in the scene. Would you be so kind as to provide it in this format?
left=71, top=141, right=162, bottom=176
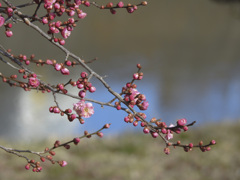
left=44, top=0, right=56, bottom=5
left=97, top=132, right=104, bottom=138
left=42, top=17, right=48, bottom=24
left=124, top=116, right=129, bottom=123
left=81, top=72, right=88, bottom=78
left=54, top=2, right=60, bottom=9
left=68, top=10, right=75, bottom=16
left=164, top=147, right=170, bottom=155
left=117, top=1, right=124, bottom=8
left=53, top=107, right=60, bottom=113
left=59, top=160, right=67, bottom=167
left=103, top=123, right=110, bottom=129
left=143, top=127, right=150, bottom=134
left=5, top=30, right=13, bottom=37
left=89, top=86, right=96, bottom=93
left=133, top=73, right=139, bottom=80
left=78, top=90, right=86, bottom=98
left=54, top=63, right=62, bottom=71
left=84, top=1, right=90, bottom=7
left=28, top=77, right=40, bottom=88
left=73, top=137, right=80, bottom=145
left=78, top=12, right=87, bottom=19
left=142, top=1, right=148, bottom=6
left=210, top=140, right=216, bottom=145
left=65, top=60, right=72, bottom=66
left=110, top=9, right=116, bottom=14
left=59, top=39, right=65, bottom=45
left=183, top=126, right=188, bottom=131
left=61, top=67, right=70, bottom=75
left=127, top=7, right=134, bottom=13
left=25, top=163, right=30, bottom=170
left=177, top=118, right=187, bottom=126
left=139, top=101, right=149, bottom=110
left=77, top=83, right=84, bottom=89
left=133, top=121, right=138, bottom=126
left=75, top=0, right=81, bottom=5
left=68, top=113, right=76, bottom=122
left=189, top=143, right=194, bottom=148
left=151, top=132, right=159, bottom=138
left=0, top=15, right=5, bottom=27
left=161, top=128, right=167, bottom=134
left=73, top=100, right=94, bottom=118
left=46, top=59, right=53, bottom=65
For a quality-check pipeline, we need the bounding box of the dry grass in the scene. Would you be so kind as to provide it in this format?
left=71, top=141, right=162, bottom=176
left=0, top=121, right=239, bottom=180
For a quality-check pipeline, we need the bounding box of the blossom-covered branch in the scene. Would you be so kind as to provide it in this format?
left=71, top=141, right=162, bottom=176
left=0, top=0, right=216, bottom=172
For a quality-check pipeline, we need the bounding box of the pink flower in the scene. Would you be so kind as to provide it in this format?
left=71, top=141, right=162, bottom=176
left=165, top=124, right=174, bottom=140
left=78, top=12, right=87, bottom=19
left=73, top=100, right=94, bottom=118
left=28, top=77, right=40, bottom=88
left=61, top=28, right=71, bottom=39
left=165, top=130, right=173, bottom=140
left=124, top=88, right=140, bottom=102
left=0, top=16, right=5, bottom=27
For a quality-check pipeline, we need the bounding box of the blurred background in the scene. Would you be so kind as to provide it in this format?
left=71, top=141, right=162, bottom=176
left=0, top=0, right=240, bottom=179
left=1, top=0, right=240, bottom=138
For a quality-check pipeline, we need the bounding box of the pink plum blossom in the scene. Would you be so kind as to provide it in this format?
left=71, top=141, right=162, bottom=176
left=61, top=28, right=71, bottom=39
left=165, top=130, right=173, bottom=140
left=28, top=77, right=40, bottom=88
left=73, top=100, right=94, bottom=118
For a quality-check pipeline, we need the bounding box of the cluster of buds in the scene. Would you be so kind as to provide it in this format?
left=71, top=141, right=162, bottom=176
left=41, top=0, right=90, bottom=45
left=49, top=71, right=96, bottom=123
left=0, top=70, right=45, bottom=92
left=0, top=1, right=148, bottom=41
left=0, top=3, right=14, bottom=37
left=76, top=72, right=96, bottom=98
left=98, top=1, right=148, bottom=14
left=120, top=64, right=149, bottom=111
left=24, top=146, right=67, bottom=172
left=23, top=123, right=110, bottom=171
left=9, top=52, right=72, bottom=76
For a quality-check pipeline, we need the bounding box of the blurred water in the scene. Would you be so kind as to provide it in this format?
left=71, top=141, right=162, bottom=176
left=1, top=0, right=240, bottom=140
